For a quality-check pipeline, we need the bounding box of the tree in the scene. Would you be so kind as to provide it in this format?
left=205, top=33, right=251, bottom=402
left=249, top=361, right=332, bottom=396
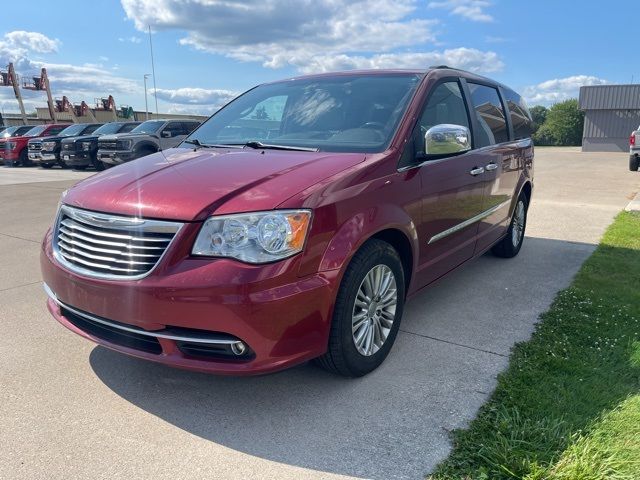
left=533, top=99, right=584, bottom=146
left=529, top=105, right=548, bottom=134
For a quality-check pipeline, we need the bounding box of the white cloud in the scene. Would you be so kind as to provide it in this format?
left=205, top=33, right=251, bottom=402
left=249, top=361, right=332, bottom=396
left=2, top=31, right=60, bottom=54
left=428, top=0, right=493, bottom=22
left=121, top=0, right=444, bottom=71
left=523, top=75, right=609, bottom=106
left=151, top=87, right=237, bottom=107
left=298, top=48, right=503, bottom=74
left=118, top=36, right=142, bottom=44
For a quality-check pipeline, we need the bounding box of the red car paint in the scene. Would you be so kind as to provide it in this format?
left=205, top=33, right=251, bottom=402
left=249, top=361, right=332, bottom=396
left=41, top=68, right=534, bottom=375
left=0, top=124, right=67, bottom=165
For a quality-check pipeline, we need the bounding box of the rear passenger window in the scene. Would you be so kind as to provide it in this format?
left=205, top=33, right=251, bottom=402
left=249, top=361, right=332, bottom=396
left=468, top=83, right=508, bottom=147
left=414, top=81, right=470, bottom=152
left=503, top=89, right=533, bottom=140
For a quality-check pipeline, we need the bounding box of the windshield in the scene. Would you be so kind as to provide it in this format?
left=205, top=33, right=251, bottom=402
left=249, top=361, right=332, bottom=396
left=93, top=123, right=127, bottom=135
left=130, top=120, right=164, bottom=134
left=2, top=126, right=33, bottom=137
left=24, top=125, right=47, bottom=137
left=59, top=124, right=88, bottom=137
left=187, top=74, right=422, bottom=153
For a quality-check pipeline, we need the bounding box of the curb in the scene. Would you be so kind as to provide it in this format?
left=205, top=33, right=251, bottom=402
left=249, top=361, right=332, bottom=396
left=625, top=191, right=640, bottom=212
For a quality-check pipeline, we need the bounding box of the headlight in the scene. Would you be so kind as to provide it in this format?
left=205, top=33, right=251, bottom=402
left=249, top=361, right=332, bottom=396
left=116, top=139, right=132, bottom=150
left=82, top=142, right=92, bottom=151
left=42, top=141, right=56, bottom=150
left=192, top=210, right=312, bottom=263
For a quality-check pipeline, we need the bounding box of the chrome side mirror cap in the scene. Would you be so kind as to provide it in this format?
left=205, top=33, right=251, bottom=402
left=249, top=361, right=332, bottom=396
left=424, top=124, right=471, bottom=156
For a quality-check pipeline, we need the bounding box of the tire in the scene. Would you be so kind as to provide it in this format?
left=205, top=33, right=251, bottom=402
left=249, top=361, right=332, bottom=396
left=91, top=154, right=104, bottom=171
left=19, top=148, right=30, bottom=167
left=315, top=239, right=405, bottom=377
left=73, top=165, right=87, bottom=171
left=630, top=155, right=640, bottom=172
left=40, top=163, right=53, bottom=169
left=136, top=147, right=156, bottom=160
left=492, top=194, right=528, bottom=258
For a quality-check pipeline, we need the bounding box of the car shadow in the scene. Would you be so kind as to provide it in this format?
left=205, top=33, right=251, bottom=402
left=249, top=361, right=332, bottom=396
left=89, top=235, right=597, bottom=479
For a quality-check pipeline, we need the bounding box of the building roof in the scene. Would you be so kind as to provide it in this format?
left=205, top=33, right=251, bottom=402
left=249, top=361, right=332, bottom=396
left=579, top=84, right=640, bottom=110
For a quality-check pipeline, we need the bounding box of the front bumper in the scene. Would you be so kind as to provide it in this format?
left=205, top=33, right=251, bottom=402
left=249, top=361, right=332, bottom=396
left=33, top=152, right=58, bottom=164
left=28, top=151, right=43, bottom=162
left=61, top=152, right=91, bottom=167
left=0, top=150, right=19, bottom=163
left=41, top=226, right=339, bottom=375
left=98, top=150, right=136, bottom=165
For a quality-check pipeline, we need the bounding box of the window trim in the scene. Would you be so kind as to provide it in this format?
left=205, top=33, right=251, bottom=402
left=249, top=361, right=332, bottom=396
left=465, top=79, right=513, bottom=147
left=397, top=76, right=475, bottom=170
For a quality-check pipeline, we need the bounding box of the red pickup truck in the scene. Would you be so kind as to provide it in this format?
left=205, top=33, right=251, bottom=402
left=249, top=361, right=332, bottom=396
left=0, top=123, right=68, bottom=166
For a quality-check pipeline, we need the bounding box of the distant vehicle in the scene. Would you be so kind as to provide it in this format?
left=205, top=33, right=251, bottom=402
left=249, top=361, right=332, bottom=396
left=0, top=124, right=68, bottom=166
left=31, top=123, right=103, bottom=169
left=97, top=119, right=200, bottom=168
left=1, top=125, right=35, bottom=139
left=42, top=68, right=534, bottom=377
left=630, top=128, right=640, bottom=171
left=60, top=121, right=141, bottom=171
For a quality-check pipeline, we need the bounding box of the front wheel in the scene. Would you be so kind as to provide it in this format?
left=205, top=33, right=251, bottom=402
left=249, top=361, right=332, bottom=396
left=492, top=194, right=528, bottom=258
left=315, top=239, right=405, bottom=377
left=630, top=155, right=640, bottom=172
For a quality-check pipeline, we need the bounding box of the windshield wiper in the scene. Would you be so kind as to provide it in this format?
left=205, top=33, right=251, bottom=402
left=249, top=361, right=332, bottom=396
left=183, top=139, right=243, bottom=149
left=242, top=141, right=319, bottom=152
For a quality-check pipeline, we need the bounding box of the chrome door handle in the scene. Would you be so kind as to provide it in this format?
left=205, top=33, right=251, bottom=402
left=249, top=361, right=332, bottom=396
left=485, top=163, right=498, bottom=171
left=469, top=167, right=485, bottom=176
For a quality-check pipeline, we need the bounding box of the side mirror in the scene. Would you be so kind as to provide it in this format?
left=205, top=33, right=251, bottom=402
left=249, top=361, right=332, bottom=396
left=161, top=131, right=172, bottom=138
left=424, top=124, right=471, bottom=156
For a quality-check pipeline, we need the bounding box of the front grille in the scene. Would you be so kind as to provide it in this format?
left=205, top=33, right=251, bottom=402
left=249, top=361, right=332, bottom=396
left=61, top=306, right=162, bottom=354
left=98, top=140, right=118, bottom=150
left=62, top=142, right=74, bottom=151
left=54, top=205, right=183, bottom=279
left=29, top=142, right=42, bottom=151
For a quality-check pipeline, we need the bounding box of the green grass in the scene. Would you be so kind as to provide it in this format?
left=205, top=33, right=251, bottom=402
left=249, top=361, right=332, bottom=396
left=429, top=211, right=640, bottom=480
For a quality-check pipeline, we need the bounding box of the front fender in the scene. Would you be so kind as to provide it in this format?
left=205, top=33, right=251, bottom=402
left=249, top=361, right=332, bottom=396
left=318, top=203, right=419, bottom=277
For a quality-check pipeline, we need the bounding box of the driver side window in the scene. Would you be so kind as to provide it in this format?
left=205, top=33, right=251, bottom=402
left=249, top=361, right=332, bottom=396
left=414, top=81, right=470, bottom=154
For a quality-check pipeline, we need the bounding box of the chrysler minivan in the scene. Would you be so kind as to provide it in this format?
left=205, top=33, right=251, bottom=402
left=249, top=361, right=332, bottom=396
left=41, top=67, right=534, bottom=377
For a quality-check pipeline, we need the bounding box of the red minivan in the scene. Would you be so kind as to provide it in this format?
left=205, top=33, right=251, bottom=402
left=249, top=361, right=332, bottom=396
left=41, top=67, right=534, bottom=377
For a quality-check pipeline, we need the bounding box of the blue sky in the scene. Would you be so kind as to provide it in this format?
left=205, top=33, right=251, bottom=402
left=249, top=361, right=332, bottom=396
left=0, top=0, right=633, bottom=115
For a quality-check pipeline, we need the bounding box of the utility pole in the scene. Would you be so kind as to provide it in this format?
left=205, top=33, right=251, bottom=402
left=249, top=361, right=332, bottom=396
left=148, top=25, right=159, bottom=116
left=143, top=74, right=150, bottom=120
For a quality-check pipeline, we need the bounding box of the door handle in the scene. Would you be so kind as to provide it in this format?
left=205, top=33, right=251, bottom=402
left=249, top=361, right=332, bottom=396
left=469, top=167, right=485, bottom=176
left=485, top=163, right=498, bottom=171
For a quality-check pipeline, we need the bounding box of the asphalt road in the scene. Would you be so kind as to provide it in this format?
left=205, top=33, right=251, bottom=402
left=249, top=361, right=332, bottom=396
left=1, top=148, right=638, bottom=480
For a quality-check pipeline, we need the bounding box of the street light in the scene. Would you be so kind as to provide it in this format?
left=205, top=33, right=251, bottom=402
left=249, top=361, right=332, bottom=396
left=143, top=74, right=151, bottom=120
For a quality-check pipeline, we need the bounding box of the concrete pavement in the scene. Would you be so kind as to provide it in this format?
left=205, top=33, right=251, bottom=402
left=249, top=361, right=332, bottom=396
left=1, top=149, right=638, bottom=480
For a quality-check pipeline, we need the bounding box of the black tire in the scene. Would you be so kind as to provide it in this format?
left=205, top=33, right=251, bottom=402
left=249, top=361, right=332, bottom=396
left=19, top=148, right=30, bottom=167
left=40, top=163, right=53, bottom=169
left=73, top=165, right=87, bottom=171
left=492, top=194, right=529, bottom=258
left=91, top=154, right=104, bottom=171
left=630, top=155, right=640, bottom=172
left=315, top=239, right=405, bottom=377
left=135, top=147, right=157, bottom=160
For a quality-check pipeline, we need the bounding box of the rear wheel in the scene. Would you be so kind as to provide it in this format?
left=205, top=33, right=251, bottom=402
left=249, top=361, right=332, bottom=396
left=91, top=153, right=104, bottom=171
left=19, top=149, right=30, bottom=167
left=136, top=147, right=157, bottom=160
left=630, top=155, right=640, bottom=172
left=315, top=239, right=405, bottom=377
left=492, top=194, right=528, bottom=258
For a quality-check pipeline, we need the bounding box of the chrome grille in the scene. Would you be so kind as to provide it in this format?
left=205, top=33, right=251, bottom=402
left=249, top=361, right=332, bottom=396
left=98, top=140, right=117, bottom=150
left=53, top=205, right=183, bottom=279
left=29, top=142, right=42, bottom=151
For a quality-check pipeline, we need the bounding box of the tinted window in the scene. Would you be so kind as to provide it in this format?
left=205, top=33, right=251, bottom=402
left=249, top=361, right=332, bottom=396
left=82, top=124, right=102, bottom=135
left=187, top=74, right=421, bottom=153
left=181, top=122, right=200, bottom=134
left=411, top=81, right=470, bottom=155
left=131, top=121, right=165, bottom=134
left=503, top=89, right=532, bottom=140
left=468, top=83, right=508, bottom=147
left=163, top=122, right=185, bottom=135
left=119, top=123, right=139, bottom=133
left=60, top=124, right=88, bottom=136
left=47, top=126, right=66, bottom=135
left=24, top=125, right=47, bottom=137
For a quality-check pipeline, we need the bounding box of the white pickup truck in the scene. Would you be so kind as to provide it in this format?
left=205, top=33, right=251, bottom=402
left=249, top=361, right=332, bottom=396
left=630, top=128, right=640, bottom=171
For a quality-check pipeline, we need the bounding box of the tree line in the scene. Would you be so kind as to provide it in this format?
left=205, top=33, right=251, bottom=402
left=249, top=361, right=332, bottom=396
left=529, top=99, right=584, bottom=146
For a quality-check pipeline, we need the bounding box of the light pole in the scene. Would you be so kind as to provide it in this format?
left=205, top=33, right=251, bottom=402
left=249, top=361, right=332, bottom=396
left=143, top=74, right=151, bottom=120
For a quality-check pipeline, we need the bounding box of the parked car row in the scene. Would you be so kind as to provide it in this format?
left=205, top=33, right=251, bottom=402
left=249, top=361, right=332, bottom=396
left=1, top=119, right=201, bottom=170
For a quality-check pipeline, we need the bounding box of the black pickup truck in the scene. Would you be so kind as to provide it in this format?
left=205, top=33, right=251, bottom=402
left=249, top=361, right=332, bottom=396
left=33, top=123, right=103, bottom=168
left=60, top=121, right=140, bottom=170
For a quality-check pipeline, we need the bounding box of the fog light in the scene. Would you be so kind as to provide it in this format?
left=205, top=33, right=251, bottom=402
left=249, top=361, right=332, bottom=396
left=230, top=341, right=247, bottom=356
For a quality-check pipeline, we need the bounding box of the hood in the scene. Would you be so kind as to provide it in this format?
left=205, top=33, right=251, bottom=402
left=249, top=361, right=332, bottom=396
left=62, top=134, right=97, bottom=144
left=63, top=147, right=365, bottom=221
